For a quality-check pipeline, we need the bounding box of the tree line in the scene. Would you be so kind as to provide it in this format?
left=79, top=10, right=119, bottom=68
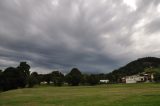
left=0, top=62, right=108, bottom=92
left=1, top=57, right=160, bottom=92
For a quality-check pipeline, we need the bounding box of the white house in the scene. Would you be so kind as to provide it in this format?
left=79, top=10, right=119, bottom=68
left=122, top=72, right=155, bottom=84
left=40, top=81, right=47, bottom=84
left=100, top=80, right=109, bottom=84
left=125, top=75, right=145, bottom=83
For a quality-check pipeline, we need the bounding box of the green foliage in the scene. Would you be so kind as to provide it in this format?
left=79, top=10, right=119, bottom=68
left=87, top=74, right=99, bottom=85
left=65, top=68, right=82, bottom=86
left=28, top=72, right=39, bottom=88
left=81, top=74, right=89, bottom=85
left=28, top=76, right=38, bottom=88
left=17, top=62, right=31, bottom=88
left=0, top=62, right=31, bottom=91
left=0, top=70, right=2, bottom=90
left=51, top=71, right=64, bottom=86
left=17, top=62, right=30, bottom=76
left=43, top=74, right=53, bottom=84
left=154, top=73, right=160, bottom=82
left=2, top=67, right=20, bottom=91
left=145, top=67, right=160, bottom=82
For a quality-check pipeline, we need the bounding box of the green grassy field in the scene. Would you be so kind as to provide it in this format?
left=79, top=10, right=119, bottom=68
left=1, top=83, right=160, bottom=106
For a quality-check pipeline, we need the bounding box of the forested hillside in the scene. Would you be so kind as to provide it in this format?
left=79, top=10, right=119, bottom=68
left=107, top=57, right=160, bottom=82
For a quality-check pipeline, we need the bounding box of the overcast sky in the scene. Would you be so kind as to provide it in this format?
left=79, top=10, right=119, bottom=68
left=0, top=0, right=160, bottom=73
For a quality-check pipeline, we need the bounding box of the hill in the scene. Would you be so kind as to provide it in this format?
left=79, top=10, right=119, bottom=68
left=107, top=57, right=160, bottom=82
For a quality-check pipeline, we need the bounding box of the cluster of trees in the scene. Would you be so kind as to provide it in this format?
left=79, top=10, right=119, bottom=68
left=0, top=62, right=30, bottom=91
left=38, top=68, right=104, bottom=86
left=0, top=63, right=108, bottom=92
left=65, top=68, right=104, bottom=86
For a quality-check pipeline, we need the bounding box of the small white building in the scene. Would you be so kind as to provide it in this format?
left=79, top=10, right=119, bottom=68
left=40, top=81, right=47, bottom=84
left=40, top=81, right=54, bottom=84
left=100, top=80, right=109, bottom=84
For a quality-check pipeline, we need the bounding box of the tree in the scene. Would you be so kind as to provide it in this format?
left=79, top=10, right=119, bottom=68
left=51, top=71, right=64, bottom=86
left=0, top=70, right=3, bottom=90
left=154, top=73, right=160, bottom=82
left=65, top=68, right=82, bottom=86
left=145, top=67, right=160, bottom=82
left=0, top=62, right=31, bottom=91
left=2, top=67, right=19, bottom=91
left=37, top=74, right=44, bottom=84
left=17, top=62, right=31, bottom=88
left=28, top=72, right=39, bottom=88
left=43, top=74, right=52, bottom=84
left=87, top=74, right=99, bottom=85
left=81, top=74, right=89, bottom=85
left=17, top=62, right=30, bottom=76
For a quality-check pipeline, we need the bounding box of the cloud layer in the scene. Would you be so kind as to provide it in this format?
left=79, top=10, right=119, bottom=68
left=0, top=0, right=160, bottom=73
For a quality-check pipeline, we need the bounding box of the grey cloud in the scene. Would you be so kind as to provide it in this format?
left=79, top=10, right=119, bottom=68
left=0, top=0, right=160, bottom=73
left=145, top=18, right=160, bottom=34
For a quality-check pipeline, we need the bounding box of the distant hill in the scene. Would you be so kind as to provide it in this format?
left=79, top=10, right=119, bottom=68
left=107, top=57, right=160, bottom=82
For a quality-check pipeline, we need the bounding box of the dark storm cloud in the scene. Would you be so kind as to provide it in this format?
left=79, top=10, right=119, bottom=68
left=0, top=0, right=160, bottom=73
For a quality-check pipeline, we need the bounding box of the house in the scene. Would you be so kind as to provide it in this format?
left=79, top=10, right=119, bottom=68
left=40, top=81, right=54, bottom=84
left=122, top=73, right=154, bottom=84
left=100, top=80, right=109, bottom=84
left=40, top=81, right=47, bottom=84
left=125, top=75, right=145, bottom=83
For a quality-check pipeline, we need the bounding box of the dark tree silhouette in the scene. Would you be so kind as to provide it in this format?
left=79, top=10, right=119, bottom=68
left=81, top=74, right=89, bottom=85
left=2, top=67, right=19, bottom=91
left=17, top=62, right=31, bottom=88
left=51, top=71, right=64, bottom=86
left=0, top=62, right=31, bottom=91
left=43, top=74, right=52, bottom=84
left=65, top=68, right=82, bottom=86
left=28, top=72, right=39, bottom=88
left=87, top=74, right=99, bottom=85
left=0, top=70, right=3, bottom=90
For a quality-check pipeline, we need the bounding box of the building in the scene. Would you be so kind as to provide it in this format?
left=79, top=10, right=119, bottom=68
left=100, top=80, right=109, bottom=84
left=122, top=73, right=154, bottom=84
left=125, top=75, right=145, bottom=83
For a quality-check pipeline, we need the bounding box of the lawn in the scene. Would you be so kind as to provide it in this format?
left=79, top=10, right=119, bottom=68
left=1, top=83, right=160, bottom=106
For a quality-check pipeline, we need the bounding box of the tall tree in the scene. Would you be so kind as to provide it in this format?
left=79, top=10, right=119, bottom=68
left=81, top=74, right=89, bottom=85
left=0, top=70, right=3, bottom=90
left=0, top=62, right=31, bottom=91
left=65, top=68, right=82, bottom=86
left=43, top=74, right=52, bottom=84
left=2, top=67, right=19, bottom=91
left=52, top=71, right=64, bottom=86
left=28, top=72, right=39, bottom=88
left=17, top=62, right=31, bottom=88
left=87, top=74, right=99, bottom=85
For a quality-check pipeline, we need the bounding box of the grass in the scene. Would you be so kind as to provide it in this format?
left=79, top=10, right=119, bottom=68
left=1, top=83, right=160, bottom=106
